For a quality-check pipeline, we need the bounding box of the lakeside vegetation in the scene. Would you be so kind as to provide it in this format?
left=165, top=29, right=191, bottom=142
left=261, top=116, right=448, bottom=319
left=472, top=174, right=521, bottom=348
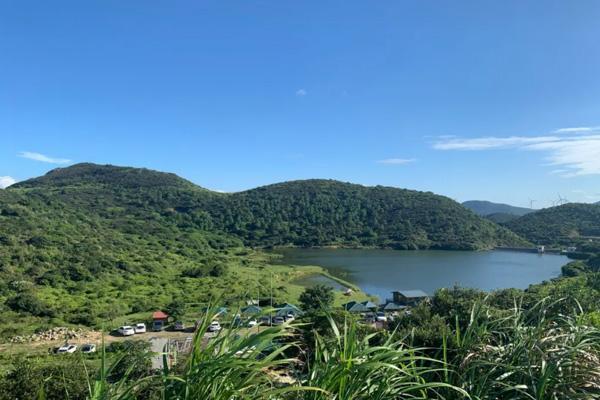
left=1, top=163, right=599, bottom=398
left=2, top=258, right=598, bottom=399
left=0, top=163, right=528, bottom=335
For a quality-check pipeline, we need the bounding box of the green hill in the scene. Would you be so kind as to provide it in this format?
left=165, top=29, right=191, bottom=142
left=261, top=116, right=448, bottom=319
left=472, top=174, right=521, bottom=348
left=0, top=163, right=528, bottom=333
left=485, top=212, right=522, bottom=224
left=208, top=180, right=527, bottom=250
left=462, top=200, right=533, bottom=217
left=504, top=203, right=600, bottom=245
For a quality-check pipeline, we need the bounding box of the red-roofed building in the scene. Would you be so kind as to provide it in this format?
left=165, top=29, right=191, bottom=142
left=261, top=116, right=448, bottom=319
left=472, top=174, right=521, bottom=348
left=152, top=310, right=169, bottom=331
left=152, top=310, right=169, bottom=321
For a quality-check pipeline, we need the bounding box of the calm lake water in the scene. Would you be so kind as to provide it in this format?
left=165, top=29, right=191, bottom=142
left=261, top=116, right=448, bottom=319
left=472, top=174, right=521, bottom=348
left=276, top=248, right=568, bottom=302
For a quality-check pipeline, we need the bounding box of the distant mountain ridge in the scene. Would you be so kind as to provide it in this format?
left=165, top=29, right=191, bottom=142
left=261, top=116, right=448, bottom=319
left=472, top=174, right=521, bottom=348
left=462, top=200, right=533, bottom=217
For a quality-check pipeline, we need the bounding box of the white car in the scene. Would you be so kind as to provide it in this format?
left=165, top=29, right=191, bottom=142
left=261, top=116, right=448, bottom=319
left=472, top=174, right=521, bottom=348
left=207, top=321, right=221, bottom=332
left=376, top=312, right=387, bottom=322
left=134, top=323, right=147, bottom=333
left=247, top=319, right=258, bottom=327
left=118, top=325, right=135, bottom=336
left=81, top=344, right=96, bottom=354
left=57, top=344, right=77, bottom=354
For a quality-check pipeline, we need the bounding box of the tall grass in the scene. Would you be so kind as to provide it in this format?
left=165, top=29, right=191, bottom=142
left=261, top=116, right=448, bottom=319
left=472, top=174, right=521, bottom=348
left=446, top=298, right=600, bottom=399
left=301, top=315, right=467, bottom=400
left=54, top=301, right=599, bottom=399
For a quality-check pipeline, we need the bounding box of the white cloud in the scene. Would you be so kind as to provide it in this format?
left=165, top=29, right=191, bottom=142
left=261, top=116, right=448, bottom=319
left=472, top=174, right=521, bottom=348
left=19, top=151, right=71, bottom=164
left=432, top=136, right=560, bottom=150
left=524, top=135, right=600, bottom=177
left=553, top=126, right=600, bottom=134
left=295, top=89, right=307, bottom=96
left=0, top=176, right=16, bottom=189
left=376, top=158, right=416, bottom=165
left=433, top=127, right=600, bottom=177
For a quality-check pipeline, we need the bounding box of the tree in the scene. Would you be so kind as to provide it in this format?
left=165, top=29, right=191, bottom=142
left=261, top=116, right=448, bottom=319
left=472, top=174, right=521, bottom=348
left=107, top=340, right=153, bottom=381
left=299, top=284, right=334, bottom=312
left=166, top=299, right=186, bottom=320
left=6, top=291, right=54, bottom=317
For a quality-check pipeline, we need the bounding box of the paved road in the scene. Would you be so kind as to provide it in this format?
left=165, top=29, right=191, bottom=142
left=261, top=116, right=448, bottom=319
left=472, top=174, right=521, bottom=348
left=149, top=337, right=170, bottom=370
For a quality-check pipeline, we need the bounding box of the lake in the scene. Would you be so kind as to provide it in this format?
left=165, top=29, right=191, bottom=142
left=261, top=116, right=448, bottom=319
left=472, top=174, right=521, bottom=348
left=275, top=248, right=568, bottom=302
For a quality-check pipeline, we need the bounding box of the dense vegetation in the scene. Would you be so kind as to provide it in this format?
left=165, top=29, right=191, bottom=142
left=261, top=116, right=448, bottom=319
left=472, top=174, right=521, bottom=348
left=2, top=264, right=598, bottom=399
left=504, top=203, right=600, bottom=245
left=207, top=180, right=528, bottom=250
left=462, top=200, right=533, bottom=217
left=0, top=164, right=261, bottom=335
left=0, top=163, right=529, bottom=334
left=0, top=163, right=598, bottom=398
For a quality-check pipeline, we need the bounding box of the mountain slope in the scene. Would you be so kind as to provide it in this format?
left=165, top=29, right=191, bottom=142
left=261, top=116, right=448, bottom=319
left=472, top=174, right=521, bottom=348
left=0, top=164, right=529, bottom=333
left=205, top=180, right=527, bottom=250
left=463, top=200, right=533, bottom=217
left=504, top=203, right=600, bottom=245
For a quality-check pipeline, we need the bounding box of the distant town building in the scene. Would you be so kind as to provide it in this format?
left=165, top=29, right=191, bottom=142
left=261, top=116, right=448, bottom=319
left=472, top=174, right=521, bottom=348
left=392, top=290, right=429, bottom=306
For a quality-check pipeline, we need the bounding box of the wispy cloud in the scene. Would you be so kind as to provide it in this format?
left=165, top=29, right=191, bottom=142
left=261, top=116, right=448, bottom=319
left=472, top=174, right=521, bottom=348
left=295, top=89, right=307, bottom=96
left=0, top=176, right=16, bottom=189
left=376, top=158, right=416, bottom=165
left=19, top=151, right=71, bottom=164
left=433, top=127, right=600, bottom=177
left=553, top=126, right=600, bottom=134
left=432, top=136, right=560, bottom=151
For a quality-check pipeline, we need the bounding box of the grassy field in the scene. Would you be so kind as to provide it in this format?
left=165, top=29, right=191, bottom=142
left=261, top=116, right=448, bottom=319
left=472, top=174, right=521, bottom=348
left=0, top=259, right=371, bottom=365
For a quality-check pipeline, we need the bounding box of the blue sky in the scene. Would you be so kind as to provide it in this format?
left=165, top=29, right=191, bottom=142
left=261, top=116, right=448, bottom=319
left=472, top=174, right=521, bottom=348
left=1, top=1, right=600, bottom=207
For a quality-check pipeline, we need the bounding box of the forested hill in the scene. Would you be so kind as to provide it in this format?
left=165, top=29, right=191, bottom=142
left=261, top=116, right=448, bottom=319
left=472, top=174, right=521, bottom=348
left=13, top=162, right=199, bottom=190
left=504, top=203, right=600, bottom=245
left=205, top=179, right=528, bottom=250
left=462, top=200, right=533, bottom=217
left=0, top=164, right=528, bottom=331
left=6, top=164, right=528, bottom=251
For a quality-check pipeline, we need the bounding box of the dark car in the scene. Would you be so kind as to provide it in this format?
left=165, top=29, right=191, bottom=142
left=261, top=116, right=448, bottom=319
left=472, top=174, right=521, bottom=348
left=174, top=321, right=185, bottom=331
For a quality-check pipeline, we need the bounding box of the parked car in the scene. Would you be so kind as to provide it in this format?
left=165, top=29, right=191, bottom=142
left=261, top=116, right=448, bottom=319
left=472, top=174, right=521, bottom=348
left=234, top=345, right=257, bottom=358
left=259, top=316, right=271, bottom=325
left=57, top=344, right=77, bottom=354
left=272, top=316, right=285, bottom=325
left=376, top=312, right=387, bottom=322
left=118, top=326, right=135, bottom=336
left=207, top=321, right=221, bottom=332
left=247, top=319, right=258, bottom=327
left=284, top=313, right=295, bottom=322
left=81, top=344, right=96, bottom=354
left=174, top=321, right=185, bottom=331
left=152, top=320, right=165, bottom=331
left=134, top=323, right=147, bottom=333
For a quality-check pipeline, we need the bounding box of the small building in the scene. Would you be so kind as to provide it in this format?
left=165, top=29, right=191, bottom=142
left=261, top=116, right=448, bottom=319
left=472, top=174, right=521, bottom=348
left=343, top=300, right=378, bottom=313
left=152, top=310, right=169, bottom=322
left=152, top=310, right=169, bottom=331
left=275, top=303, right=303, bottom=318
left=382, top=302, right=407, bottom=312
left=241, top=305, right=263, bottom=315
left=392, top=290, right=429, bottom=306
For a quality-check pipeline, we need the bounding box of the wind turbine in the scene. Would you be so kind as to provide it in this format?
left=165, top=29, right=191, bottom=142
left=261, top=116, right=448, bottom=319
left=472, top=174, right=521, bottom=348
left=557, top=193, right=568, bottom=206
left=529, top=198, right=536, bottom=209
